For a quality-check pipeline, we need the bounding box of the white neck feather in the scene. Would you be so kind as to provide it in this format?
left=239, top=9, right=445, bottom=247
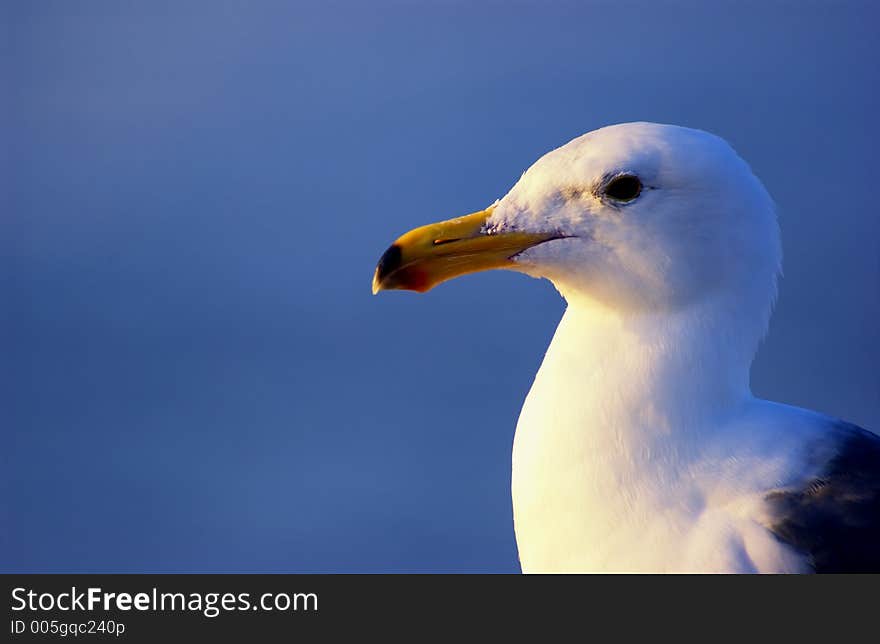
left=511, top=289, right=770, bottom=571
left=539, top=291, right=760, bottom=439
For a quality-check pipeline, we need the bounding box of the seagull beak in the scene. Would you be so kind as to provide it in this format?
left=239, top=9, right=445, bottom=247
left=372, top=206, right=559, bottom=294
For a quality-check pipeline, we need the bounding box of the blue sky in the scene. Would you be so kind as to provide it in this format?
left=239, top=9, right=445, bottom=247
left=5, top=0, right=879, bottom=572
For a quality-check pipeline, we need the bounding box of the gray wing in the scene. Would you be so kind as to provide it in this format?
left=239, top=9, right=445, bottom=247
left=765, top=421, right=880, bottom=573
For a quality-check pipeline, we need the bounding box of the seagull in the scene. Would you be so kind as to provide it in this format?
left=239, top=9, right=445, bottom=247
left=371, top=122, right=879, bottom=573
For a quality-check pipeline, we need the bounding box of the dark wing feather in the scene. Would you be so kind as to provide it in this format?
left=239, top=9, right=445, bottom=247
left=765, top=422, right=880, bottom=573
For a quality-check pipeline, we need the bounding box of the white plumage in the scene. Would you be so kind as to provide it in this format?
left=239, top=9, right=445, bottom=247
left=375, top=122, right=880, bottom=573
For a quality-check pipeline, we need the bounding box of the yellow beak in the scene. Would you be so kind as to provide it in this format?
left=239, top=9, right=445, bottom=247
left=372, top=206, right=560, bottom=294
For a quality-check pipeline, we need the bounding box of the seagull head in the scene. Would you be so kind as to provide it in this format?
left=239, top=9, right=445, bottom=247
left=373, top=122, right=780, bottom=318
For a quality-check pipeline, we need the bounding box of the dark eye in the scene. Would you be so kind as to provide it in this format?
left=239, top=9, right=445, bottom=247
left=603, top=175, right=642, bottom=202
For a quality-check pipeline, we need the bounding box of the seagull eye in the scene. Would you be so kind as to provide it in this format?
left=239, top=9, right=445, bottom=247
left=603, top=175, right=642, bottom=202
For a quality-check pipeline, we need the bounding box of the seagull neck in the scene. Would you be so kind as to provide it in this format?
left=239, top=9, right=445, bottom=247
left=542, top=293, right=758, bottom=439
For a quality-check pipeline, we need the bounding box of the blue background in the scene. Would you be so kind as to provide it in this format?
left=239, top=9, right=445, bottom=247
left=5, top=1, right=878, bottom=572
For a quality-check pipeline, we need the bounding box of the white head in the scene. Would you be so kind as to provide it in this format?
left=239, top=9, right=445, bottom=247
left=374, top=122, right=781, bottom=356
left=490, top=122, right=780, bottom=317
